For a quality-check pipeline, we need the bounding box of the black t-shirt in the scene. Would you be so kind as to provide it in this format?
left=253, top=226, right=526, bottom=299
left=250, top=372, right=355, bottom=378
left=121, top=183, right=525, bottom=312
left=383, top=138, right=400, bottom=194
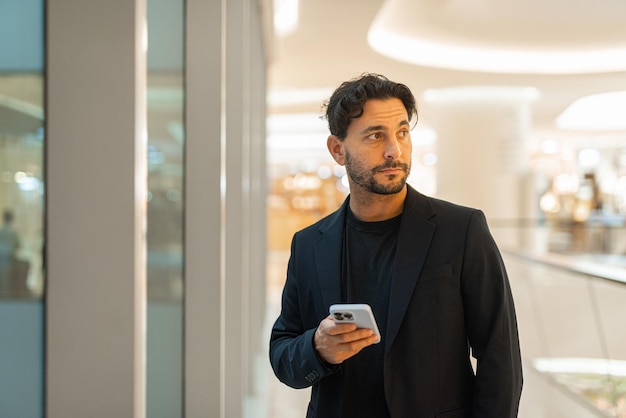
left=340, top=208, right=401, bottom=418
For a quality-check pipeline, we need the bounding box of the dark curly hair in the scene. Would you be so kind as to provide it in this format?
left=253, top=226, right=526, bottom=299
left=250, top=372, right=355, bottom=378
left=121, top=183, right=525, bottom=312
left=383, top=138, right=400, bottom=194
left=323, top=73, right=418, bottom=139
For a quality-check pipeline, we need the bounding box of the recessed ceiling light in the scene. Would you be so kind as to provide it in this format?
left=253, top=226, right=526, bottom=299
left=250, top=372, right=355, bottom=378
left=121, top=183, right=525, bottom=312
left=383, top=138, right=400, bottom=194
left=273, top=0, right=299, bottom=37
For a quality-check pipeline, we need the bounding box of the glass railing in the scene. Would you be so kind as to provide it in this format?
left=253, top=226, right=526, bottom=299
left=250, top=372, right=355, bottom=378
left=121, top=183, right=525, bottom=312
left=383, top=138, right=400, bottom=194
left=496, top=221, right=626, bottom=418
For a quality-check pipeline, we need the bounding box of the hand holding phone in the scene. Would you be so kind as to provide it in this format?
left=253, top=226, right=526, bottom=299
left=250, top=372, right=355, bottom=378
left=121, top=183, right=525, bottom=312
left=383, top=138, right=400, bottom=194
left=329, top=303, right=381, bottom=344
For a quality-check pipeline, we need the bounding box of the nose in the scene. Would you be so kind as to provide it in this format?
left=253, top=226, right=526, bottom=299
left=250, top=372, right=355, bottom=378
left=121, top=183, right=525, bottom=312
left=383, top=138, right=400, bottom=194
left=384, top=138, right=401, bottom=160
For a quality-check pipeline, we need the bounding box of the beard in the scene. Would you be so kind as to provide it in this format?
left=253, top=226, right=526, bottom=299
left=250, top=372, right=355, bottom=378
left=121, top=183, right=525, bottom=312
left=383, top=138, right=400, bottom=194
left=344, top=151, right=411, bottom=195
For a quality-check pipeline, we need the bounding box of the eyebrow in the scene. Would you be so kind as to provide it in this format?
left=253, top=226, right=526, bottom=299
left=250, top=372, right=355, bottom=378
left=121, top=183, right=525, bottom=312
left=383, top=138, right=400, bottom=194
left=358, top=120, right=410, bottom=136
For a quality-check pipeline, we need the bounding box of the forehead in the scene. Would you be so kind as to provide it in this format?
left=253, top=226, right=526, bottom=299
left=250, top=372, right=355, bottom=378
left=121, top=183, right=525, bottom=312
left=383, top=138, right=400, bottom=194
left=350, top=98, right=408, bottom=130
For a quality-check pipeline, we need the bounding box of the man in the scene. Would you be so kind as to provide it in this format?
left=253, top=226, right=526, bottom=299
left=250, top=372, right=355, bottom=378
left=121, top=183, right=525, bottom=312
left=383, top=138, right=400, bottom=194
left=0, top=209, right=20, bottom=292
left=269, top=73, right=523, bottom=417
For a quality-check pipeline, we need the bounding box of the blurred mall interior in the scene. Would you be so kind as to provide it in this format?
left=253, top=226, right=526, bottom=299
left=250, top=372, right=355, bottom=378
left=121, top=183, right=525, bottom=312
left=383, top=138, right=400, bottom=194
left=1, top=0, right=626, bottom=417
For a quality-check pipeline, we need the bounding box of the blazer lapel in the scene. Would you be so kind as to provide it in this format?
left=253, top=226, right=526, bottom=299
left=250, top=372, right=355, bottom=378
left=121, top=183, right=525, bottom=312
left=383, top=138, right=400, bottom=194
left=385, top=187, right=436, bottom=355
left=314, top=199, right=348, bottom=310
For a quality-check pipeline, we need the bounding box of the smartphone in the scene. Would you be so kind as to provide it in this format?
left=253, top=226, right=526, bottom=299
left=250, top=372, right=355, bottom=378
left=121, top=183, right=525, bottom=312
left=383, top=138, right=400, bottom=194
left=329, top=303, right=381, bottom=343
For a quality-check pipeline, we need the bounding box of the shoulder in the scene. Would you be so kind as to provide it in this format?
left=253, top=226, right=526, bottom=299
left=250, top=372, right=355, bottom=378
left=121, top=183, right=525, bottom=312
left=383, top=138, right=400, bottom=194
left=292, top=197, right=348, bottom=240
left=429, top=196, right=480, bottom=217
left=296, top=208, right=344, bottom=237
left=405, top=185, right=480, bottom=220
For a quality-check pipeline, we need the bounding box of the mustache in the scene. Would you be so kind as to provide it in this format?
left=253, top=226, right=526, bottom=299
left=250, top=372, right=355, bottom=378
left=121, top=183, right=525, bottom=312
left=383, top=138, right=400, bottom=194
left=373, top=161, right=410, bottom=172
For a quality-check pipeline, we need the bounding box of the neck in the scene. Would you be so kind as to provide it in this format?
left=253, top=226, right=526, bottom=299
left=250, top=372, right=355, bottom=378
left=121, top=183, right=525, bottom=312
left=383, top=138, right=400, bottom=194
left=348, top=185, right=407, bottom=222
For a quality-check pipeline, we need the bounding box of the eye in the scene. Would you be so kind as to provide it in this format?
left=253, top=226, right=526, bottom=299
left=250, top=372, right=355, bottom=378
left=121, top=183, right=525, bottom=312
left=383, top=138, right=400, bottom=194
left=366, top=132, right=384, bottom=141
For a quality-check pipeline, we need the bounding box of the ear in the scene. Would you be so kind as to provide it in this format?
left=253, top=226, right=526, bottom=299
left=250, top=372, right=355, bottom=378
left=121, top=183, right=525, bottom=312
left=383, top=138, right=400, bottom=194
left=327, top=135, right=346, bottom=165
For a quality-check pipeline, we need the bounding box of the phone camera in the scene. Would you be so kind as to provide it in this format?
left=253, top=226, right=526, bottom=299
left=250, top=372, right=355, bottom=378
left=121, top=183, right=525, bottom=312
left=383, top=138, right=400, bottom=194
left=333, top=311, right=353, bottom=321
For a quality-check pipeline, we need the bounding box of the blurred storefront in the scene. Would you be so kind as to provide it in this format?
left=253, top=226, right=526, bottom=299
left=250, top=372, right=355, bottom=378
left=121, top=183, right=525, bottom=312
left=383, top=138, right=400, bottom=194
left=534, top=143, right=626, bottom=255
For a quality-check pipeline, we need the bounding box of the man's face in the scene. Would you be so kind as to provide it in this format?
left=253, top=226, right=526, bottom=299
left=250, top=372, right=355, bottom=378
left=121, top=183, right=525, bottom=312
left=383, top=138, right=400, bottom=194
left=332, top=98, right=412, bottom=195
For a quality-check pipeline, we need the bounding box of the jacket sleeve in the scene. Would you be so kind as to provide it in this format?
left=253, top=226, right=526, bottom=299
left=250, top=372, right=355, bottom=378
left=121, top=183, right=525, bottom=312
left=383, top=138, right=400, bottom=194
left=461, top=210, right=523, bottom=417
left=269, top=235, right=338, bottom=389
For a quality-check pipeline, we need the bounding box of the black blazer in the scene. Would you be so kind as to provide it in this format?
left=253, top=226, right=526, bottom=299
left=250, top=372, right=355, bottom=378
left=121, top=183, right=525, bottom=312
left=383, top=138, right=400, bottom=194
left=270, top=185, right=523, bottom=417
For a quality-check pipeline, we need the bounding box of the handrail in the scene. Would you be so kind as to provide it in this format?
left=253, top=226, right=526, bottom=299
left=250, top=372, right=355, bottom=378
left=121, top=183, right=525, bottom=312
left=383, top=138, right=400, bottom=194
left=503, top=249, right=626, bottom=285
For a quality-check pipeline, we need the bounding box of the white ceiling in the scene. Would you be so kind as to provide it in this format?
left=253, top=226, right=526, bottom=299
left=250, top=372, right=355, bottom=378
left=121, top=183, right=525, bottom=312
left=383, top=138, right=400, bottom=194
left=266, top=0, right=626, bottom=144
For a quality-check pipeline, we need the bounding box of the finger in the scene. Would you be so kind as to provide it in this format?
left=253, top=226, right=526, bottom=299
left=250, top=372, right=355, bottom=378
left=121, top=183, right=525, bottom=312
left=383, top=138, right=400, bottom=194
left=336, top=333, right=377, bottom=354
left=320, top=317, right=357, bottom=336
left=326, top=323, right=358, bottom=336
left=334, top=328, right=374, bottom=343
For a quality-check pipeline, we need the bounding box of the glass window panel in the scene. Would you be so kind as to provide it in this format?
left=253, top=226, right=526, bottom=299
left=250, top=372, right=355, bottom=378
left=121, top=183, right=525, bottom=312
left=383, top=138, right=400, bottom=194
left=0, top=0, right=45, bottom=416
left=146, top=0, right=185, bottom=416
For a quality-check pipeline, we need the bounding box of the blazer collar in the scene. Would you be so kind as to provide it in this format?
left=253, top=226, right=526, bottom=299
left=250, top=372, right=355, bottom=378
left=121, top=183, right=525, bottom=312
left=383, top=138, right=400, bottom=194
left=314, top=197, right=349, bottom=310
left=385, top=185, right=436, bottom=355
